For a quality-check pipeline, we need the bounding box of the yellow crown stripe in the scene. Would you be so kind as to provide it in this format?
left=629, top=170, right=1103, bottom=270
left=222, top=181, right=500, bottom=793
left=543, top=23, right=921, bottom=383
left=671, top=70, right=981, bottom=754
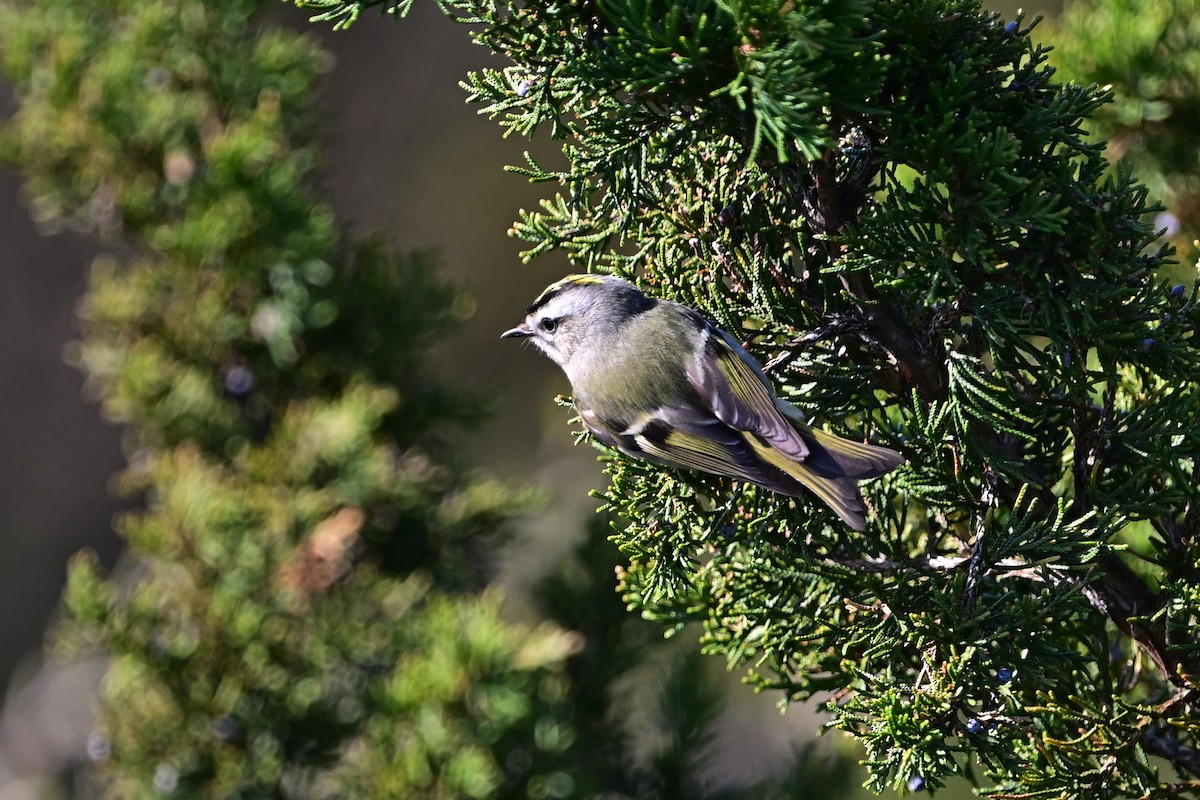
left=528, top=274, right=608, bottom=313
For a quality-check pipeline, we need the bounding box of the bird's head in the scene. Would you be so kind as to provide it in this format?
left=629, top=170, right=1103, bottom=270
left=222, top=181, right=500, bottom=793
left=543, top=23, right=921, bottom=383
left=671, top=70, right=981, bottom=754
left=501, top=274, right=655, bottom=368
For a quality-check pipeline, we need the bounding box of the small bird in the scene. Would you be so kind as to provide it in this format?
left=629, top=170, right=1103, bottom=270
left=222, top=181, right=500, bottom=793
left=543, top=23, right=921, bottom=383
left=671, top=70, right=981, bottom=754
left=502, top=274, right=903, bottom=530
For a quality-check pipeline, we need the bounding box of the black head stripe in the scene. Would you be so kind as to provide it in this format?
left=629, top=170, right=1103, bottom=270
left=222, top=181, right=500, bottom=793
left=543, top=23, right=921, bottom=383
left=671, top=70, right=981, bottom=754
left=526, top=289, right=559, bottom=315
left=526, top=274, right=656, bottom=320
left=526, top=275, right=606, bottom=315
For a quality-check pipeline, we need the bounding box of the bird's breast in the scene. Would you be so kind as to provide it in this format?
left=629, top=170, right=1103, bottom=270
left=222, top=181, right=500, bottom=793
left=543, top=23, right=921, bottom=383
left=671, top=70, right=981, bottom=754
left=568, top=330, right=700, bottom=431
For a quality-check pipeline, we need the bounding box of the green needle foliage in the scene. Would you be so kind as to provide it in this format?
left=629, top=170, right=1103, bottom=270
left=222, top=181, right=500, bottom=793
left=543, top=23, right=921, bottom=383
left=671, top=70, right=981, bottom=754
left=295, top=0, right=1200, bottom=797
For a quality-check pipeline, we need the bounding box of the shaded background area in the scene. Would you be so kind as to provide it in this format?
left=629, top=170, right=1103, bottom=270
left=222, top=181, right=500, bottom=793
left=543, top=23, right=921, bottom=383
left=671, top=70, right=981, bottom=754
left=0, top=0, right=1057, bottom=796
left=0, top=168, right=124, bottom=691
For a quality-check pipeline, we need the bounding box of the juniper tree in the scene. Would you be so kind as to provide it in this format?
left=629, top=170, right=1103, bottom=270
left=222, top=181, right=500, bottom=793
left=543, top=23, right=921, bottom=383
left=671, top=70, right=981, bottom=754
left=295, top=0, right=1200, bottom=797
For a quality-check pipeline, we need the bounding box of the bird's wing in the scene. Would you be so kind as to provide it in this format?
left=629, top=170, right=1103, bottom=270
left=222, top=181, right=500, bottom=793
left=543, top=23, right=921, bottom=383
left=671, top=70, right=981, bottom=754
left=609, top=405, right=870, bottom=529
left=578, top=404, right=741, bottom=477
left=685, top=322, right=904, bottom=478
left=684, top=323, right=813, bottom=461
left=608, top=405, right=789, bottom=489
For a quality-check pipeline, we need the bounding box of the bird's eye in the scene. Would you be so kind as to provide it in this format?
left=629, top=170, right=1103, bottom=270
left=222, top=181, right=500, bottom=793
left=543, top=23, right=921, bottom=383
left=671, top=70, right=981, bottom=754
left=540, top=317, right=557, bottom=333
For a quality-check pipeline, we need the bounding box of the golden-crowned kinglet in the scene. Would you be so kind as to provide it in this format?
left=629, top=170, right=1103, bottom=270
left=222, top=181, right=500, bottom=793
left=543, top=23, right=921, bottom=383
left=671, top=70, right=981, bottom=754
left=502, top=274, right=903, bottom=530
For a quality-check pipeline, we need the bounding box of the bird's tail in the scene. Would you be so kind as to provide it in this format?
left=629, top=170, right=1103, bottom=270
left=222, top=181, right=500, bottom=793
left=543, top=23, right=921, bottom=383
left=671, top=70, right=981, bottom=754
left=743, top=425, right=904, bottom=531
left=805, top=427, right=905, bottom=478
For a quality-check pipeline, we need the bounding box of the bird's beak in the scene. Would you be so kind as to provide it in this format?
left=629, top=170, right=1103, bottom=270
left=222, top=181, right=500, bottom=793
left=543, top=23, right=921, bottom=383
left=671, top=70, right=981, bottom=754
left=500, top=322, right=533, bottom=339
